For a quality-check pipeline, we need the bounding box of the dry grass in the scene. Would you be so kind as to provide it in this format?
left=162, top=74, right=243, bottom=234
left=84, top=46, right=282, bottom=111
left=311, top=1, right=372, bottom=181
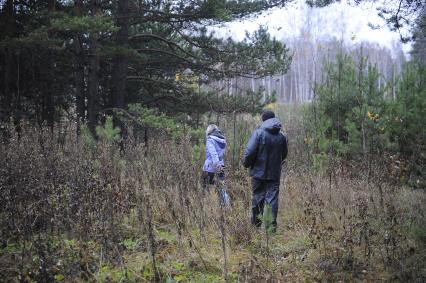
left=0, top=116, right=425, bottom=282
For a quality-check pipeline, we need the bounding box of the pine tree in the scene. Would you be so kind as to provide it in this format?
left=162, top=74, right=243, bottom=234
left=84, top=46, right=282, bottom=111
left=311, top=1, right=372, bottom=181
left=411, top=8, right=426, bottom=62
left=0, top=0, right=293, bottom=135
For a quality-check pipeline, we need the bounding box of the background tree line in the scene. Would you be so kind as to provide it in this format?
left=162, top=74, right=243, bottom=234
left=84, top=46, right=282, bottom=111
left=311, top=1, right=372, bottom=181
left=0, top=0, right=292, bottom=137
left=209, top=2, right=412, bottom=104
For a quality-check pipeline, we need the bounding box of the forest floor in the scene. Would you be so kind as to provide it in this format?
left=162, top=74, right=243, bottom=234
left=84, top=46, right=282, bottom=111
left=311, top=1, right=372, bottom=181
left=86, top=172, right=426, bottom=282
left=1, top=106, right=425, bottom=282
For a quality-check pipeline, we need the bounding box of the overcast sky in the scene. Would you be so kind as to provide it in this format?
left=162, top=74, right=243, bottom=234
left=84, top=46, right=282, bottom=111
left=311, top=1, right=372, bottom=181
left=218, top=0, right=411, bottom=56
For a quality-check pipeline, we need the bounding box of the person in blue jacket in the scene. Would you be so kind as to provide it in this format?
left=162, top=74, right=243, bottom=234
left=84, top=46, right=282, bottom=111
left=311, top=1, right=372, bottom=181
left=202, top=124, right=230, bottom=204
left=243, top=109, right=288, bottom=231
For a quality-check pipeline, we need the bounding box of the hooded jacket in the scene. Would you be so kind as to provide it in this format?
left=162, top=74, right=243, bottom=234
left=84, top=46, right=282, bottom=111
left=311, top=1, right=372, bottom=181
left=203, top=130, right=227, bottom=173
left=243, top=117, right=288, bottom=181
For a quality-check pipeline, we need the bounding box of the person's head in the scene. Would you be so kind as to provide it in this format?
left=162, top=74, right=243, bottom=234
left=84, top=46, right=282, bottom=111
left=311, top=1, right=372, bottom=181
left=206, top=124, right=219, bottom=136
left=261, top=109, right=275, bottom=122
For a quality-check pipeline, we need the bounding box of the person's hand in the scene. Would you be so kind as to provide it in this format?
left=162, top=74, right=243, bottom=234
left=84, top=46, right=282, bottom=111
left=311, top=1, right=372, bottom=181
left=215, top=164, right=224, bottom=173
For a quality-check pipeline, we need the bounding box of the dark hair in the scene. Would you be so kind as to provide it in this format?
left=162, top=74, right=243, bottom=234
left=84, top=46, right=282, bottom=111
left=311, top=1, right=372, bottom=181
left=261, top=109, right=275, bottom=121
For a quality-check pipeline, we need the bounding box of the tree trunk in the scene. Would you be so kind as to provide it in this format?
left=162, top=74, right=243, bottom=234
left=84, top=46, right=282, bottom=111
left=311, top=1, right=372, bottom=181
left=392, top=64, right=396, bottom=100
left=296, top=56, right=301, bottom=103
left=43, top=52, right=55, bottom=130
left=1, top=0, right=15, bottom=123
left=111, top=0, right=129, bottom=111
left=13, top=52, right=22, bottom=137
left=267, top=76, right=271, bottom=98
left=87, top=0, right=102, bottom=135
left=43, top=0, right=57, bottom=130
left=2, top=50, right=12, bottom=123
left=74, top=0, right=85, bottom=135
left=358, top=49, right=367, bottom=156
left=48, top=0, right=56, bottom=11
left=290, top=70, right=293, bottom=103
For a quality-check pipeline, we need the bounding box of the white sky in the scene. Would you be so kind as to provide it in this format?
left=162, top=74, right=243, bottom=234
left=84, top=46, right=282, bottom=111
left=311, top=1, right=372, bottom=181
left=218, top=0, right=411, bottom=55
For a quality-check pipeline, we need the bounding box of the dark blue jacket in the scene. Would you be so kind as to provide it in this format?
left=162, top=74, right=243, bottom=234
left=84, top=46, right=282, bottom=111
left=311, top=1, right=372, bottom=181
left=243, top=118, right=288, bottom=181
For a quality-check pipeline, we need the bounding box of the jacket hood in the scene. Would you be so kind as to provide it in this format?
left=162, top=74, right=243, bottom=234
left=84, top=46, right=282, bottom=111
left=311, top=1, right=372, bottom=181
left=208, top=131, right=226, bottom=148
left=209, top=129, right=225, bottom=139
left=260, top=117, right=282, bottom=134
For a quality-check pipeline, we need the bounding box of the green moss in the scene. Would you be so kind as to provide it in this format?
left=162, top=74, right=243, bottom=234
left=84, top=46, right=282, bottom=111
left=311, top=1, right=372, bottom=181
left=96, top=265, right=134, bottom=282
left=280, top=234, right=312, bottom=254
left=54, top=274, right=65, bottom=282
left=2, top=243, right=20, bottom=254
left=121, top=238, right=140, bottom=251
left=172, top=270, right=224, bottom=283
left=412, top=225, right=426, bottom=243
left=157, top=229, right=177, bottom=243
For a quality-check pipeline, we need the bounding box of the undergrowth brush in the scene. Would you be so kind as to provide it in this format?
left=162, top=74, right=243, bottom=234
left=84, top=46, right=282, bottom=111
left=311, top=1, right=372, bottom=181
left=0, top=120, right=425, bottom=282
